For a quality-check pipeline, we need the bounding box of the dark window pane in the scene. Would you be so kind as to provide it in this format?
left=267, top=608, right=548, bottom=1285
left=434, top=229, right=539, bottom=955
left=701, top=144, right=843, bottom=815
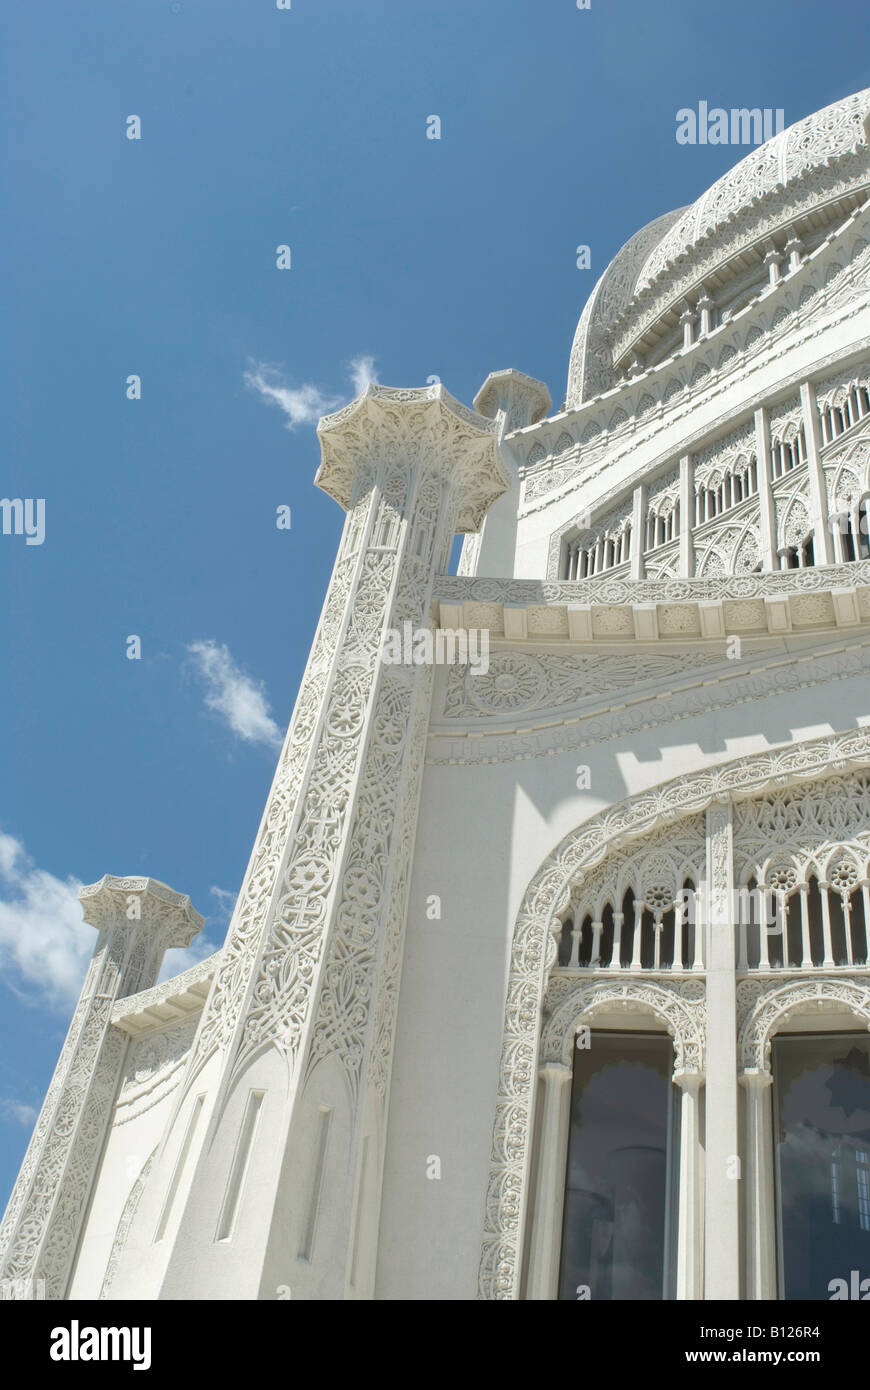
left=558, top=1032, right=677, bottom=1300
left=773, top=1033, right=870, bottom=1299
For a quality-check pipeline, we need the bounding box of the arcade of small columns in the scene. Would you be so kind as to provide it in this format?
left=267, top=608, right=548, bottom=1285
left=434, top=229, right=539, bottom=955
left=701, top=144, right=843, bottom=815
left=521, top=799, right=870, bottom=1301
left=560, top=373, right=870, bottom=581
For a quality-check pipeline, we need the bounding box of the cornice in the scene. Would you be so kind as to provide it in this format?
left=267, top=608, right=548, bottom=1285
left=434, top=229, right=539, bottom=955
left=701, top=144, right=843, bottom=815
left=435, top=558, right=870, bottom=640
left=437, top=555, right=870, bottom=605
left=111, top=950, right=219, bottom=1038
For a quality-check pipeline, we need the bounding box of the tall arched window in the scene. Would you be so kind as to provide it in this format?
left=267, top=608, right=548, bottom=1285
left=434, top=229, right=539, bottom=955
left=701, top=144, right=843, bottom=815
left=773, top=1033, right=870, bottom=1299
left=559, top=1031, right=679, bottom=1300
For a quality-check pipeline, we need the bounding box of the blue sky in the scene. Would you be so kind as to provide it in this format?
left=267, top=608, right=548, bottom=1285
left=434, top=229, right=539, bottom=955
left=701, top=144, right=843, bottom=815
left=1, top=0, right=868, bottom=1205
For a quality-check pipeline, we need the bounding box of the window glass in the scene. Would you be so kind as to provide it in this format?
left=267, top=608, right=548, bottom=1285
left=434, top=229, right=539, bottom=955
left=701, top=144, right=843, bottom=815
left=773, top=1033, right=870, bottom=1299
left=558, top=1032, right=677, bottom=1300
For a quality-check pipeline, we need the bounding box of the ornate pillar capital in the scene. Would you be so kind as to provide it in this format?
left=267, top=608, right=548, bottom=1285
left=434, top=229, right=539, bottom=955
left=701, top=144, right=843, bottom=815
left=537, top=1060, right=572, bottom=1082
left=473, top=368, right=551, bottom=433
left=79, top=874, right=204, bottom=949
left=739, top=1068, right=773, bottom=1089
left=315, top=383, right=508, bottom=532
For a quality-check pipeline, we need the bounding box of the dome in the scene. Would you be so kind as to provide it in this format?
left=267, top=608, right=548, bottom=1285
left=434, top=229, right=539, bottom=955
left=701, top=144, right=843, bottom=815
left=567, top=88, right=870, bottom=411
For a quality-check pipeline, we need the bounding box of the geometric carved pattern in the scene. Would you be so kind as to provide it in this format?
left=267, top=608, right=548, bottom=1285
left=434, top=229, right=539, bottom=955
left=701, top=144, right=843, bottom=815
left=737, top=975, right=870, bottom=1073
left=733, top=771, right=870, bottom=890
left=428, top=641, right=870, bottom=768
left=539, top=976, right=706, bottom=1073
left=441, top=649, right=728, bottom=720
left=437, top=554, right=870, bottom=609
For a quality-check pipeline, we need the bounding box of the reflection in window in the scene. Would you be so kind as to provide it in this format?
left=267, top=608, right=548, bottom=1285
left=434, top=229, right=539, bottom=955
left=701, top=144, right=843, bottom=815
left=773, top=1034, right=870, bottom=1299
left=558, top=1032, right=678, bottom=1300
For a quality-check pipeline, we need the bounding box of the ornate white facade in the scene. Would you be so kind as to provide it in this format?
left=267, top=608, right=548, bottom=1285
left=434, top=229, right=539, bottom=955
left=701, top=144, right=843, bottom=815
left=6, top=89, right=870, bottom=1301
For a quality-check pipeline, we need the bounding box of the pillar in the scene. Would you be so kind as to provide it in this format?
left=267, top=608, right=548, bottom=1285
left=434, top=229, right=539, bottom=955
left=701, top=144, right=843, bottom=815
left=674, top=1071, right=704, bottom=1299
left=0, top=877, right=202, bottom=1299
left=704, top=802, right=741, bottom=1298
left=152, top=385, right=508, bottom=1302
left=681, top=302, right=696, bottom=351
left=472, top=369, right=552, bottom=578
left=800, top=380, right=834, bottom=564
left=525, top=1062, right=573, bottom=1299
left=784, top=232, right=804, bottom=274
left=631, top=483, right=646, bottom=580
left=679, top=455, right=694, bottom=576
left=741, top=1070, right=777, bottom=1299
left=697, top=293, right=714, bottom=337
left=764, top=241, right=783, bottom=287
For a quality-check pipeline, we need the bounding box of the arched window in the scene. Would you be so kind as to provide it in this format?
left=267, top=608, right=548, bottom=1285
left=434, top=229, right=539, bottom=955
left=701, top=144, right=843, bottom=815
left=562, top=521, right=631, bottom=579
left=558, top=1030, right=679, bottom=1300
left=842, top=495, right=870, bottom=563
left=738, top=868, right=869, bottom=971
left=773, top=1033, right=870, bottom=1299
left=552, top=878, right=699, bottom=972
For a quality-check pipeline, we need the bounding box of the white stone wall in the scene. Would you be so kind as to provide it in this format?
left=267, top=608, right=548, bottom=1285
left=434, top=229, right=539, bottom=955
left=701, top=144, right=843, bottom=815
left=375, top=633, right=870, bottom=1297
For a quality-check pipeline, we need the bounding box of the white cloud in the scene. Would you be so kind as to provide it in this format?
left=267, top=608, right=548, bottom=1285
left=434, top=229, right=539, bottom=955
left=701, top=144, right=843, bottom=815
left=244, top=355, right=380, bottom=429
left=209, top=885, right=237, bottom=917
left=348, top=354, right=379, bottom=395
left=159, top=931, right=219, bottom=984
left=187, top=640, right=283, bottom=751
left=0, top=1096, right=38, bottom=1128
left=243, top=361, right=341, bottom=430
left=0, top=832, right=221, bottom=1009
left=158, top=884, right=234, bottom=983
left=0, top=833, right=91, bottom=1012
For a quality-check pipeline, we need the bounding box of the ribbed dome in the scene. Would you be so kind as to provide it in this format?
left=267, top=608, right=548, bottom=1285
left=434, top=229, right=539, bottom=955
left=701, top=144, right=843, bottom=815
left=567, top=88, right=870, bottom=411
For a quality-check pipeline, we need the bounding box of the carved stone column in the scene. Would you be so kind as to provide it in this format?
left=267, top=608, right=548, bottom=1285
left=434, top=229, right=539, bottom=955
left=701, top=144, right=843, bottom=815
left=631, top=483, right=646, bottom=580
left=741, top=1069, right=777, bottom=1299
left=679, top=455, right=694, bottom=576
left=469, top=369, right=551, bottom=579
left=525, top=1062, right=572, bottom=1300
left=0, top=877, right=202, bottom=1298
left=674, top=1070, right=704, bottom=1299
left=800, top=380, right=834, bottom=564
left=704, top=802, right=741, bottom=1298
left=153, top=386, right=507, bottom=1302
left=754, top=406, right=778, bottom=570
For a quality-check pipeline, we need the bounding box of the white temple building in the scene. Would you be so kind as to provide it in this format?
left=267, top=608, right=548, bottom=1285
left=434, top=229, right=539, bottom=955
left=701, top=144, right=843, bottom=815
left=5, top=88, right=870, bottom=1302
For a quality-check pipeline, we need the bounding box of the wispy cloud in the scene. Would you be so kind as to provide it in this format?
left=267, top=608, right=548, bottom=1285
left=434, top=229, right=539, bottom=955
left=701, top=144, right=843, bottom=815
left=209, top=885, right=237, bottom=916
left=347, top=354, right=379, bottom=395
left=0, top=832, right=218, bottom=1007
left=242, top=361, right=341, bottom=430
left=158, top=884, right=234, bottom=982
left=0, top=834, right=91, bottom=1012
left=244, top=355, right=380, bottom=429
left=159, top=931, right=219, bottom=984
left=187, top=640, right=283, bottom=751
left=0, top=1095, right=38, bottom=1129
